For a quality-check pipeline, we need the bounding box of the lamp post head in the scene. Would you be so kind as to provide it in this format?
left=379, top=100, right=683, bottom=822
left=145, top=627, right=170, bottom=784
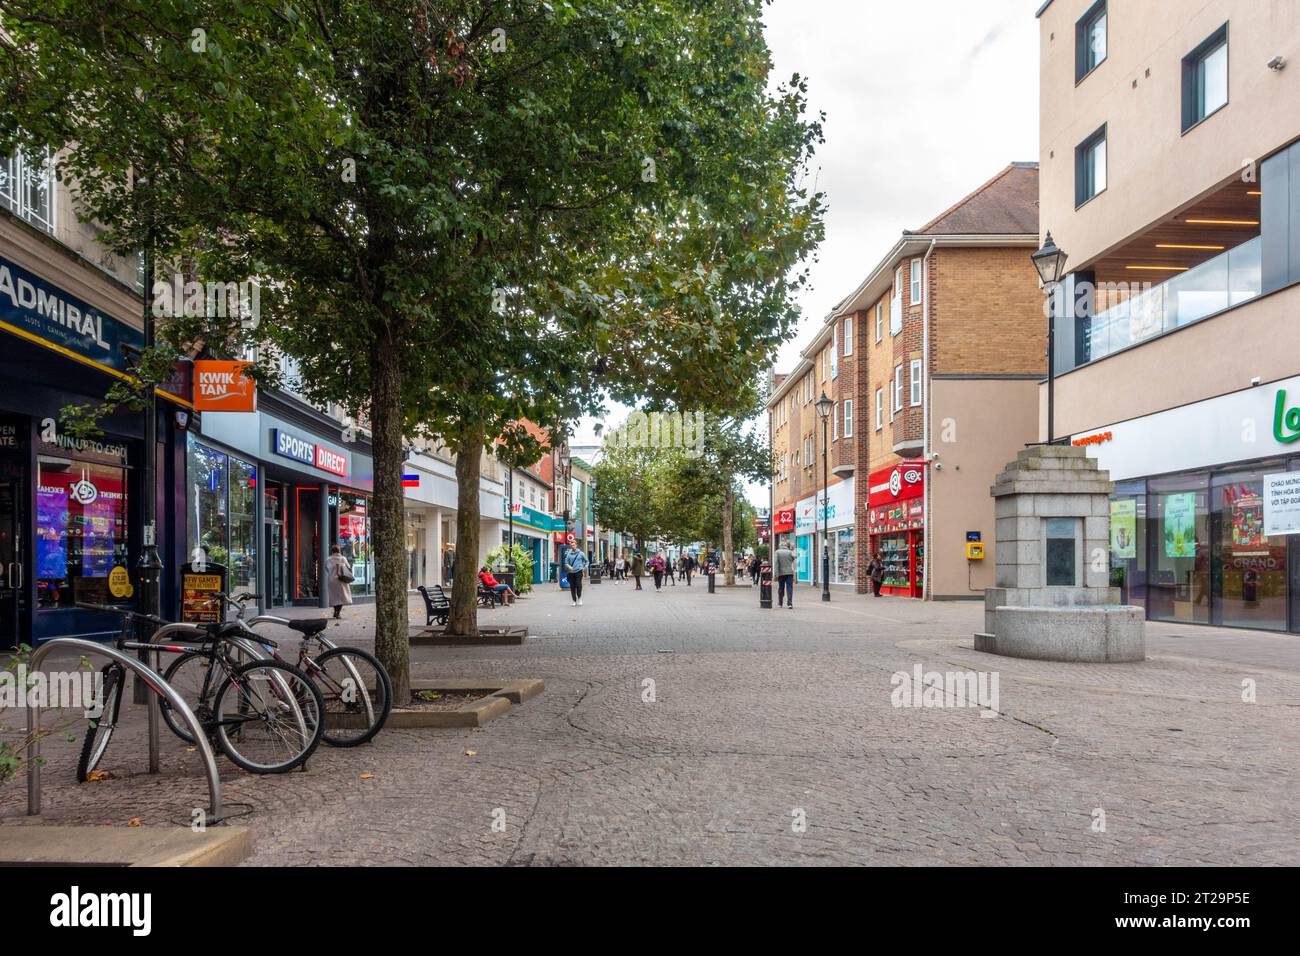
left=814, top=392, right=833, bottom=421
left=1032, top=231, right=1068, bottom=287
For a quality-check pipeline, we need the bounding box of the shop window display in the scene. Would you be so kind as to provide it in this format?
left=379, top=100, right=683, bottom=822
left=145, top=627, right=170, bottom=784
left=1148, top=475, right=1210, bottom=625
left=36, top=458, right=129, bottom=607
left=337, top=492, right=373, bottom=594
left=1213, top=465, right=1288, bottom=631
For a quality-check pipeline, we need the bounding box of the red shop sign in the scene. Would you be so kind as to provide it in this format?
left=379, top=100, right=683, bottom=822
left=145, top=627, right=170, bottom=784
left=867, top=462, right=925, bottom=508
left=772, top=508, right=796, bottom=533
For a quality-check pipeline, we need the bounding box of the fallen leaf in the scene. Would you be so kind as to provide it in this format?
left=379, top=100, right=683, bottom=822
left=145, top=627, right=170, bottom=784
left=464, top=750, right=477, bottom=757
left=87, top=769, right=111, bottom=782
left=359, top=772, right=374, bottom=780
left=186, top=747, right=197, bottom=753
left=127, top=817, right=141, bottom=827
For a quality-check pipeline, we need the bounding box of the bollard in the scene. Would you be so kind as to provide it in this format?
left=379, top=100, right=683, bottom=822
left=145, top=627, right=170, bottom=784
left=759, top=563, right=773, bottom=609
left=707, top=564, right=716, bottom=593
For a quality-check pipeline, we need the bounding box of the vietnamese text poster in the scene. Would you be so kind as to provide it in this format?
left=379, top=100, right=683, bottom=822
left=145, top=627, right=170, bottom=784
left=1163, top=492, right=1198, bottom=559
left=1109, top=499, right=1136, bottom=559
left=1263, top=472, right=1300, bottom=536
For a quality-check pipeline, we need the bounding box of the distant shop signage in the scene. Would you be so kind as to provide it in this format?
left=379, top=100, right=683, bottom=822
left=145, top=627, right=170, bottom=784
left=271, top=427, right=348, bottom=478
left=1263, top=471, right=1300, bottom=536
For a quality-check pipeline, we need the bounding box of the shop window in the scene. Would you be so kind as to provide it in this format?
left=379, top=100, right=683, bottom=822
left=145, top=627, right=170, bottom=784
left=337, top=492, right=373, bottom=594
left=1213, top=465, right=1287, bottom=631
left=1148, top=475, right=1210, bottom=625
left=36, top=458, right=129, bottom=607
left=187, top=440, right=229, bottom=567
left=229, top=457, right=257, bottom=590
left=1109, top=482, right=1147, bottom=610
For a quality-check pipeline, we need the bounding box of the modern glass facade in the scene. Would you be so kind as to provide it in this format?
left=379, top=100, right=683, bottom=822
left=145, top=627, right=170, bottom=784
left=1110, top=457, right=1300, bottom=632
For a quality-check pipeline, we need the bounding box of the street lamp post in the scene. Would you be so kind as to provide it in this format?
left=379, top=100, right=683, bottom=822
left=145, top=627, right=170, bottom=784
left=507, top=466, right=514, bottom=551
left=1031, top=231, right=1070, bottom=445
left=815, top=392, right=833, bottom=603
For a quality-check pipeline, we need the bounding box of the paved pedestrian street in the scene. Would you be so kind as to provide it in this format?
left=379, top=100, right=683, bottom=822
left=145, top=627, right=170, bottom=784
left=4, top=581, right=1298, bottom=867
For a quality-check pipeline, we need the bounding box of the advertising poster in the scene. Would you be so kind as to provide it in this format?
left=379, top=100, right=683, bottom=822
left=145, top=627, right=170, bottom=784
left=1263, top=472, right=1300, bottom=536
left=1109, top=499, right=1136, bottom=559
left=1163, top=492, right=1198, bottom=559
left=1225, top=486, right=1265, bottom=548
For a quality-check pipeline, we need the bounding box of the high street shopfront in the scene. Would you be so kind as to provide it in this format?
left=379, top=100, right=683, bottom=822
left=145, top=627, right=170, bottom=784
left=866, top=462, right=926, bottom=599
left=504, top=501, right=557, bottom=585
left=0, top=254, right=191, bottom=647
left=196, top=399, right=373, bottom=611
left=793, top=478, right=856, bottom=586
left=1077, top=376, right=1300, bottom=633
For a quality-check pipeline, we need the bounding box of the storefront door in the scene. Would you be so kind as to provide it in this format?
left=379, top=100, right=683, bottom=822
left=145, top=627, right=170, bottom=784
left=0, top=477, right=24, bottom=649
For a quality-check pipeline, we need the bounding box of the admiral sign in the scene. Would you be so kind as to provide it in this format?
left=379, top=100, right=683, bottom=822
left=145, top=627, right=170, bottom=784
left=272, top=428, right=349, bottom=478
left=0, top=256, right=142, bottom=373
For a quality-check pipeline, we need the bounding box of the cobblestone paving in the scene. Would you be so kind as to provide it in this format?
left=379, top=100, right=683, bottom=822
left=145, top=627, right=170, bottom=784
left=3, top=580, right=1298, bottom=866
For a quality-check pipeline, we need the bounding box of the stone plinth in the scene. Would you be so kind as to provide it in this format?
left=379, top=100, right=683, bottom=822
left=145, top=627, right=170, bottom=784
left=978, top=445, right=1145, bottom=663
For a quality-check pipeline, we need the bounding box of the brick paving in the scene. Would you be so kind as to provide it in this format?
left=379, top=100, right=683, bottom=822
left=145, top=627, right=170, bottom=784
left=3, top=578, right=1299, bottom=865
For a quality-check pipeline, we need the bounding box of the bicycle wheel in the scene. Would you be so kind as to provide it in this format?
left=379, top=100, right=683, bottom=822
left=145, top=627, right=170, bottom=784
left=212, top=660, right=324, bottom=773
left=159, top=650, right=215, bottom=744
left=76, top=665, right=122, bottom=782
left=311, top=646, right=393, bottom=747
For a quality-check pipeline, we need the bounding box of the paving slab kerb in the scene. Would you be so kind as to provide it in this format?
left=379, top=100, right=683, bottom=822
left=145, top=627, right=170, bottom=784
left=3, top=584, right=1299, bottom=866
left=0, top=826, right=253, bottom=867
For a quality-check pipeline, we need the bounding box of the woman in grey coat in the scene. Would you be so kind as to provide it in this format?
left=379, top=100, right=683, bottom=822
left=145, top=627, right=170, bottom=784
left=325, top=545, right=354, bottom=618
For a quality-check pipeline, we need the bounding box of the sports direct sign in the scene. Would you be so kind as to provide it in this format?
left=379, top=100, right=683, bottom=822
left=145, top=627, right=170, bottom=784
left=272, top=427, right=349, bottom=478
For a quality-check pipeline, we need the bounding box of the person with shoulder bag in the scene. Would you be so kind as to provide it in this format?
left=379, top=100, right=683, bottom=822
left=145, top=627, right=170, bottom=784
left=326, top=545, right=354, bottom=619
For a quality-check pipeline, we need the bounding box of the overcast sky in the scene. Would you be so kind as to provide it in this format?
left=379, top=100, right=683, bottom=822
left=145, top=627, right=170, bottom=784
left=575, top=0, right=1041, bottom=504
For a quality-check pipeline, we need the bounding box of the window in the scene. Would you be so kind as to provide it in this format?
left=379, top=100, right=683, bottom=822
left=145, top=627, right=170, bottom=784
left=890, top=269, right=903, bottom=334
left=0, top=147, right=56, bottom=235
left=1075, top=1, right=1107, bottom=82
left=843, top=317, right=852, bottom=355
left=875, top=304, right=883, bottom=342
left=1075, top=124, right=1107, bottom=207
left=830, top=330, right=838, bottom=378
left=843, top=399, right=853, bottom=438
left=833, top=403, right=838, bottom=440
left=875, top=389, right=883, bottom=430
left=36, top=457, right=129, bottom=607
left=1183, top=24, right=1228, bottom=132
left=893, top=365, right=904, bottom=412
left=909, top=359, right=922, bottom=406
left=910, top=259, right=922, bottom=305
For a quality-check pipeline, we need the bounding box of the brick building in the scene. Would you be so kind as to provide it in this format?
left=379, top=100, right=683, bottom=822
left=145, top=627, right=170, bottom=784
left=768, top=163, right=1045, bottom=597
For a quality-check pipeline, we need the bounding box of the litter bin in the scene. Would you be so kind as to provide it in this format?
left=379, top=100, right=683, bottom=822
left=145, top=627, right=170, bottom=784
left=759, top=562, right=772, bottom=609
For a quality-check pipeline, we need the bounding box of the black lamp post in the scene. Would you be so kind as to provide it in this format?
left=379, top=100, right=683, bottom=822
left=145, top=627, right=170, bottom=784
left=1031, top=231, right=1070, bottom=445
left=506, top=465, right=514, bottom=551
left=814, top=392, right=833, bottom=602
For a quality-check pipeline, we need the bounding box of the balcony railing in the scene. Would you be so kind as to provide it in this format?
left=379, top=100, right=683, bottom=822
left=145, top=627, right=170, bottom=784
left=1085, top=236, right=1261, bottom=364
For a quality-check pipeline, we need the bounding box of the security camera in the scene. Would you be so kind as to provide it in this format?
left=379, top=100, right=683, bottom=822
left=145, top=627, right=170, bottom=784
left=1251, top=376, right=1262, bottom=386
left=1267, top=55, right=1286, bottom=71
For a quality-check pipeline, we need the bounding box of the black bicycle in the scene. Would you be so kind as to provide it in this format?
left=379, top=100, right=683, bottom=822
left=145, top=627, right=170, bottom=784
left=75, top=603, right=325, bottom=781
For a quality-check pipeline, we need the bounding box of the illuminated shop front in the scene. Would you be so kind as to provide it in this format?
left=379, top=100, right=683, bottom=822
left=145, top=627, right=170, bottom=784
left=866, top=462, right=926, bottom=599
left=1, top=254, right=190, bottom=646
left=197, top=401, right=373, bottom=611
left=1079, top=376, right=1300, bottom=633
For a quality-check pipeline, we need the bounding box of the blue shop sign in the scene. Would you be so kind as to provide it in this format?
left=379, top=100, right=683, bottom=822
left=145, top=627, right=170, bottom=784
left=272, top=428, right=316, bottom=466
left=0, top=256, right=141, bottom=373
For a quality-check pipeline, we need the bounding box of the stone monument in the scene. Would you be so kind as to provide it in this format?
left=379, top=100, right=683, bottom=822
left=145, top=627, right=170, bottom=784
left=975, top=444, right=1144, bottom=663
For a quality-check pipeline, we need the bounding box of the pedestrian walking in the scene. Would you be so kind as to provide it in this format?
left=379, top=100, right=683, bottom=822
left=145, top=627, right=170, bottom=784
left=326, top=545, right=354, bottom=619
left=442, top=544, right=455, bottom=587
left=650, top=553, right=665, bottom=590
left=751, top=555, right=761, bottom=586
left=666, top=553, right=676, bottom=585
left=631, top=552, right=645, bottom=590
left=773, top=542, right=796, bottom=609
left=614, top=555, right=625, bottom=582
left=564, top=546, right=589, bottom=606
left=870, top=553, right=885, bottom=597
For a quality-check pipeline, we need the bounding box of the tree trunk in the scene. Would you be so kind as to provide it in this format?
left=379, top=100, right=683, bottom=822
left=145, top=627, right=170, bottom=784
left=448, top=426, right=483, bottom=636
left=369, top=330, right=410, bottom=703
left=723, top=484, right=736, bottom=586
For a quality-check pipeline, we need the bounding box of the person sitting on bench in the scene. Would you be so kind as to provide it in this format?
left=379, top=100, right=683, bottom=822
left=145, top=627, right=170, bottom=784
left=478, top=566, right=516, bottom=606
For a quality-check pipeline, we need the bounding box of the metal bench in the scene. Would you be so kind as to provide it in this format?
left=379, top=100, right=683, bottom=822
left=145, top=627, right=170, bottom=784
left=417, top=585, right=450, bottom=626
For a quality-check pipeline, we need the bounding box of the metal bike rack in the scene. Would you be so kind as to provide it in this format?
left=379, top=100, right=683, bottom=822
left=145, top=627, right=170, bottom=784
left=25, top=638, right=222, bottom=821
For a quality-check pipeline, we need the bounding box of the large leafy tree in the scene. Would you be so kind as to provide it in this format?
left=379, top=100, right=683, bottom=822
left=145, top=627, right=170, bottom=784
left=0, top=0, right=822, bottom=695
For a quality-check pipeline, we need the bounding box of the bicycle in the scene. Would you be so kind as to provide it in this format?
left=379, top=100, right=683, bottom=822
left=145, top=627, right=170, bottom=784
left=75, top=603, right=325, bottom=781
left=162, top=592, right=392, bottom=748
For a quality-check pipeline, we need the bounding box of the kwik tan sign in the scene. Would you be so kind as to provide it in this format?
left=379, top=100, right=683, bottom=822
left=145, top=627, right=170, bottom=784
left=193, top=360, right=257, bottom=412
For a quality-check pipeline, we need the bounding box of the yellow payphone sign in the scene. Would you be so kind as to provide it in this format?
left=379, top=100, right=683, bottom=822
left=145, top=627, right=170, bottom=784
left=966, top=542, right=985, bottom=560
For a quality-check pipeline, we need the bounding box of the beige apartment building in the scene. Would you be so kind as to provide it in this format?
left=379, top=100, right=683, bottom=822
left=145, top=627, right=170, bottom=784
left=769, top=164, right=1044, bottom=598
left=1037, top=0, right=1300, bottom=633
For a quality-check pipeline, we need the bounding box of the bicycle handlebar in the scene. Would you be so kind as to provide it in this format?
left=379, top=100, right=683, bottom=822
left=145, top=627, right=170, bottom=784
left=75, top=602, right=168, bottom=627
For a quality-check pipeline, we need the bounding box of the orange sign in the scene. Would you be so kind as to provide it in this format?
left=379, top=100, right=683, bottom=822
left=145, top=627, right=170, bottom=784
left=193, top=360, right=256, bottom=412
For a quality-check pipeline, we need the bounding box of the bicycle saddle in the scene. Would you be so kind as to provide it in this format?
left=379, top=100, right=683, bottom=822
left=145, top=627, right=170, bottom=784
left=286, top=618, right=329, bottom=636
